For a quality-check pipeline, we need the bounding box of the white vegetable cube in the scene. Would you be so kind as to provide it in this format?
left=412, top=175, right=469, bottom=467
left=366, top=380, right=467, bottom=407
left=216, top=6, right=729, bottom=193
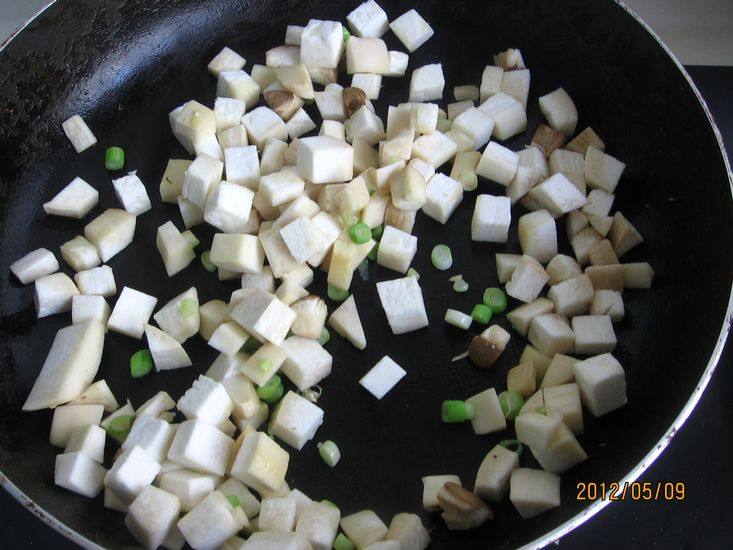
left=50, top=403, right=104, bottom=447
left=539, top=88, right=578, bottom=136
left=217, top=70, right=261, bottom=107
left=240, top=342, right=287, bottom=385
left=218, top=478, right=260, bottom=519
left=528, top=313, right=575, bottom=356
left=296, top=501, right=341, bottom=550
left=547, top=274, right=594, bottom=316
left=385, top=513, right=429, bottom=549
left=224, top=146, right=260, bottom=190
left=229, top=289, right=296, bottom=346
left=259, top=170, right=306, bottom=207
left=34, top=272, right=79, bottom=318
left=178, top=491, right=247, bottom=550
left=452, top=108, right=494, bottom=150
left=347, top=106, right=386, bottom=145
left=43, top=177, right=99, bottom=219
left=108, top=287, right=157, bottom=339
left=480, top=66, right=504, bottom=102
left=300, top=19, right=344, bottom=69
left=411, top=132, right=458, bottom=169
left=62, top=115, right=97, bottom=152
left=515, top=412, right=563, bottom=451
left=242, top=267, right=276, bottom=293
left=590, top=290, right=624, bottom=322
left=156, top=221, right=196, bottom=277
left=136, top=391, right=174, bottom=418
left=347, top=1, right=389, bottom=37
left=208, top=46, right=246, bottom=76
left=298, top=136, right=354, bottom=184
left=167, top=419, right=234, bottom=476
left=423, top=173, right=463, bottom=224
left=122, top=415, right=176, bottom=463
left=259, top=497, right=298, bottom=532
left=281, top=336, right=333, bottom=390
left=386, top=51, right=409, bottom=77
left=518, top=209, right=558, bottom=263
left=10, top=248, right=58, bottom=285
left=211, top=233, right=263, bottom=273
left=105, top=446, right=161, bottom=504
left=320, top=120, right=345, bottom=140
left=206, top=352, right=244, bottom=383
left=422, top=475, right=461, bottom=511
left=573, top=353, right=627, bottom=416
left=530, top=173, right=586, bottom=216
left=447, top=100, right=474, bottom=121
left=359, top=356, right=407, bottom=399
left=74, top=266, right=116, bottom=300
left=55, top=452, right=106, bottom=498
left=408, top=64, right=444, bottom=103
left=260, top=139, right=287, bottom=175
left=502, top=69, right=531, bottom=108
left=471, top=194, right=511, bottom=243
left=222, top=375, right=261, bottom=419
left=183, top=155, right=224, bottom=210
left=509, top=469, right=561, bottom=519
left=84, top=208, right=136, bottom=262
left=476, top=142, right=518, bottom=186
left=389, top=9, right=433, bottom=52
left=125, top=486, right=181, bottom=550
left=478, top=92, right=527, bottom=140
left=113, top=173, right=152, bottom=215
left=572, top=315, right=617, bottom=355
left=243, top=107, right=288, bottom=149
left=178, top=196, right=204, bottom=228
left=287, top=108, right=317, bottom=139
left=285, top=25, right=304, bottom=45
left=314, top=90, right=346, bottom=121
left=158, top=470, right=219, bottom=512
left=377, top=225, right=417, bottom=274
left=341, top=510, right=388, bottom=548
left=215, top=98, right=246, bottom=132
left=474, top=444, right=519, bottom=502
left=465, top=388, right=506, bottom=435
left=376, top=276, right=429, bottom=334
left=352, top=73, right=382, bottom=99
left=177, top=375, right=234, bottom=427
left=265, top=45, right=300, bottom=68
left=230, top=432, right=290, bottom=494
left=65, top=424, right=106, bottom=463
left=153, top=287, right=200, bottom=343
left=585, top=146, right=626, bottom=193
left=280, top=217, right=325, bottom=263
left=60, top=235, right=100, bottom=272
left=271, top=391, right=324, bottom=450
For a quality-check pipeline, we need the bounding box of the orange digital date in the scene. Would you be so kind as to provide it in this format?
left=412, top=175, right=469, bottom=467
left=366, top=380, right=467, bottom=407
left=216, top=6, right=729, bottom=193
left=576, top=481, right=686, bottom=501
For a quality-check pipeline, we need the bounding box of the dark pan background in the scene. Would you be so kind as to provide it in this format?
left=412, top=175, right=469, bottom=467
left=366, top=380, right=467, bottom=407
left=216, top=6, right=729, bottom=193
left=0, top=1, right=731, bottom=548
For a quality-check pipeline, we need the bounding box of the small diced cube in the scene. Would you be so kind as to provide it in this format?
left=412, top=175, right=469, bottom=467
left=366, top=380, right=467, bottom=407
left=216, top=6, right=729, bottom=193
left=105, top=446, right=161, bottom=504
left=230, top=432, right=290, bottom=494
left=518, top=209, right=558, bottom=264
left=590, top=290, right=624, bottom=322
left=585, top=146, right=626, bottom=193
left=423, top=173, right=463, bottom=224
left=62, top=115, right=97, bottom=152
left=214, top=97, right=246, bottom=132
left=408, top=64, right=444, bottom=103
left=280, top=217, right=324, bottom=263
left=476, top=142, right=518, bottom=186
left=107, top=287, right=157, bottom=339
left=259, top=497, right=298, bottom=532
left=243, top=106, right=288, bottom=149
left=259, top=169, right=306, bottom=207
left=347, top=1, right=389, bottom=37
left=270, top=391, right=324, bottom=450
left=341, top=510, right=388, bottom=548
left=286, top=108, right=317, bottom=139
left=122, top=415, right=176, bottom=463
left=240, top=343, right=287, bottom=386
left=538, top=88, right=578, bottom=136
left=296, top=502, right=341, bottom=550
left=474, top=444, right=519, bottom=502
left=300, top=19, right=345, bottom=69
left=158, top=469, right=219, bottom=512
left=314, top=91, right=346, bottom=121
left=529, top=173, right=586, bottom=216
left=113, top=173, right=152, bottom=215
left=281, top=336, right=333, bottom=391
left=547, top=274, right=594, bottom=316
left=471, top=194, right=511, bottom=243
left=65, top=424, right=106, bottom=463
left=352, top=73, right=382, bottom=100
left=229, top=288, right=296, bottom=345
left=411, top=132, right=457, bottom=169
left=377, top=225, right=417, bottom=274
left=50, top=403, right=104, bottom=447
left=177, top=375, right=234, bottom=427
left=84, top=208, right=136, bottom=262
left=572, top=315, right=617, bottom=355
left=34, top=272, right=79, bottom=318
left=72, top=294, right=111, bottom=329
left=478, top=92, right=527, bottom=140
left=43, top=177, right=99, bottom=219
left=125, top=486, right=181, bottom=550
left=298, top=136, right=354, bottom=184
left=465, top=388, right=506, bottom=435
left=55, top=451, right=106, bottom=498
left=178, top=491, right=247, bottom=550
left=208, top=46, right=246, bottom=76
left=156, top=221, right=196, bottom=277
left=10, top=248, right=58, bottom=285
left=359, top=356, right=406, bottom=399
left=389, top=9, right=434, bottom=52
left=376, top=276, right=428, bottom=334
left=528, top=313, right=575, bottom=356
left=422, top=475, right=461, bottom=511
left=217, top=70, right=261, bottom=106
left=167, top=419, right=234, bottom=476
left=210, top=233, right=263, bottom=273
left=182, top=155, right=224, bottom=210
left=386, top=51, right=409, bottom=77
left=224, top=146, right=260, bottom=190
left=573, top=353, right=627, bottom=416
left=509, top=468, right=561, bottom=519
left=453, top=107, right=494, bottom=150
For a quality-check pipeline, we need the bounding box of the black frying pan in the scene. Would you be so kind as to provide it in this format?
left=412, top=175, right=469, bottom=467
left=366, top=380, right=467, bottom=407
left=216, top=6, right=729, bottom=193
left=0, top=0, right=731, bottom=548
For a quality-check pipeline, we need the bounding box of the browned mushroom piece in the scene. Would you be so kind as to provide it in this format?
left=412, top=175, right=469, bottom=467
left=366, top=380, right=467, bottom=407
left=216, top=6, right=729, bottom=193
left=437, top=482, right=493, bottom=530
left=264, top=90, right=304, bottom=121
left=468, top=335, right=503, bottom=369
left=342, top=86, right=368, bottom=118
left=531, top=123, right=566, bottom=158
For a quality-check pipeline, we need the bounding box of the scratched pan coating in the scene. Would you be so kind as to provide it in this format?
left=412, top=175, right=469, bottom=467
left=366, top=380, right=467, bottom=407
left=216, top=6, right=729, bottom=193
left=0, top=0, right=731, bottom=548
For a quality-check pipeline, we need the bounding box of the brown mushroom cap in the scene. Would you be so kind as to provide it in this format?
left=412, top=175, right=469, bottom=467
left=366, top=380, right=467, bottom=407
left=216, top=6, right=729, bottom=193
left=468, top=335, right=504, bottom=369
left=342, top=87, right=367, bottom=118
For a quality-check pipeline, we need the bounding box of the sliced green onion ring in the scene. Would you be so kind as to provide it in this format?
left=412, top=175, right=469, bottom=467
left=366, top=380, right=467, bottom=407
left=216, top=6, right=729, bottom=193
left=500, top=439, right=524, bottom=456
left=431, top=244, right=453, bottom=271
left=317, top=440, right=341, bottom=467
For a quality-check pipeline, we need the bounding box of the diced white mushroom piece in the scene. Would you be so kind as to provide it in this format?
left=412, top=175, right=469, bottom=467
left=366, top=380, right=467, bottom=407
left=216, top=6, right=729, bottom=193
left=270, top=390, right=324, bottom=450
left=509, top=468, right=561, bottom=519
left=346, top=39, right=390, bottom=75
left=515, top=412, right=564, bottom=451
left=195, top=301, right=227, bottom=343
left=182, top=155, right=224, bottom=210
left=43, top=177, right=99, bottom=219
left=34, top=272, right=79, bottom=318
left=145, top=324, right=192, bottom=371
left=151, top=287, right=200, bottom=344
left=314, top=90, right=347, bottom=121
left=506, top=298, right=555, bottom=337
left=609, top=212, right=643, bottom=257
left=543, top=383, right=584, bottom=434
left=258, top=497, right=298, bottom=532
left=122, top=415, right=176, bottom=464
left=454, top=85, right=480, bottom=103
left=452, top=108, right=494, bottom=150
left=582, top=189, right=614, bottom=217
left=55, top=451, right=106, bottom=498
left=224, top=146, right=260, bottom=190
left=158, top=469, right=219, bottom=513
left=216, top=478, right=260, bottom=520
left=222, top=374, right=261, bottom=420
left=347, top=106, right=386, bottom=146
left=444, top=129, right=474, bottom=155
left=589, top=290, right=624, bottom=322
left=84, top=208, right=136, bottom=262
left=361, top=193, right=389, bottom=228
left=501, top=69, right=531, bottom=108
left=10, top=248, right=59, bottom=285
left=547, top=274, right=594, bottom=316
left=208, top=46, right=246, bottom=76
left=495, top=253, right=522, bottom=283
left=528, top=313, right=575, bottom=356
left=242, top=267, right=276, bottom=294
left=62, top=115, right=97, bottom=152
left=72, top=295, right=111, bottom=327
left=230, top=431, right=290, bottom=494
left=243, top=106, right=288, bottom=149
left=280, top=336, right=333, bottom=390
left=408, top=64, right=444, bottom=103
left=284, top=25, right=304, bottom=45
left=105, top=446, right=161, bottom=504
left=529, top=173, right=586, bottom=216
left=385, top=513, right=429, bottom=550
left=505, top=256, right=549, bottom=303
left=473, top=444, right=520, bottom=503
left=518, top=209, right=557, bottom=263
left=538, top=88, right=578, bottom=136
left=167, top=419, right=233, bottom=477
left=421, top=475, right=461, bottom=511
left=178, top=491, right=247, bottom=550
left=389, top=9, right=433, bottom=52
left=214, top=97, right=246, bottom=132
left=478, top=92, right=527, bottom=140
left=300, top=19, right=345, bottom=69
left=265, top=45, right=301, bottom=68
left=50, top=403, right=104, bottom=447
left=280, top=217, right=325, bottom=263
left=210, top=234, right=264, bottom=273
left=476, top=142, right=518, bottom=186
left=60, top=235, right=100, bottom=272
left=447, top=100, right=474, bottom=121
left=124, top=485, right=181, bottom=550
left=422, top=173, right=463, bottom=225
left=65, top=424, right=106, bottom=463
left=480, top=65, right=504, bottom=103
left=545, top=254, right=581, bottom=286
left=341, top=510, right=389, bottom=548
left=411, top=132, right=458, bottom=169
left=573, top=353, right=627, bottom=416
left=389, top=165, right=426, bottom=211
left=572, top=315, right=617, bottom=355
left=112, top=173, right=152, bottom=215
left=217, top=69, right=261, bottom=107
left=259, top=170, right=307, bottom=207
left=377, top=225, right=417, bottom=273
left=275, top=280, right=308, bottom=306
left=386, top=51, right=409, bottom=77
left=177, top=375, right=234, bottom=427
left=155, top=221, right=195, bottom=277
left=622, top=262, right=654, bottom=289
left=107, top=287, right=157, bottom=339
left=275, top=195, right=320, bottom=229
left=359, top=356, right=407, bottom=399
left=466, top=388, right=506, bottom=435
left=584, top=146, right=626, bottom=193
left=471, top=194, right=511, bottom=243
left=287, top=108, right=317, bottom=139
left=259, top=227, right=301, bottom=277
left=260, top=139, right=288, bottom=176
left=347, top=1, right=389, bottom=37
left=296, top=501, right=341, bottom=550
left=133, top=391, right=174, bottom=419
left=177, top=196, right=204, bottom=228
left=229, top=288, right=296, bottom=345
left=297, top=136, right=355, bottom=184
left=171, top=101, right=216, bottom=154
left=570, top=226, right=602, bottom=266
left=352, top=73, right=382, bottom=100
left=376, top=276, right=429, bottom=334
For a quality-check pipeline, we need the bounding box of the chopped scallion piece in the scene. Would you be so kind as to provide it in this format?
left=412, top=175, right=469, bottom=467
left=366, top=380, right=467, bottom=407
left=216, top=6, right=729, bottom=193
left=318, top=327, right=331, bottom=346
left=327, top=284, right=349, bottom=302
left=227, top=495, right=240, bottom=508
left=321, top=499, right=339, bottom=510
left=371, top=224, right=383, bottom=240
left=317, top=440, right=341, bottom=467
left=367, top=243, right=378, bottom=261
left=105, top=146, right=125, bottom=170
left=537, top=405, right=547, bottom=415
left=498, top=390, right=525, bottom=420
left=200, top=251, right=216, bottom=272
left=500, top=439, right=524, bottom=456
left=243, top=337, right=262, bottom=354
left=483, top=287, right=508, bottom=313
left=471, top=304, right=493, bottom=325
left=181, top=230, right=199, bottom=249
left=340, top=211, right=358, bottom=228
left=300, top=385, right=323, bottom=403
left=178, top=298, right=197, bottom=318
left=349, top=222, right=372, bottom=244
left=449, top=275, right=469, bottom=292
left=130, top=349, right=153, bottom=378
left=437, top=118, right=452, bottom=133
left=407, top=267, right=420, bottom=279
left=342, top=28, right=351, bottom=42
left=259, top=359, right=273, bottom=372
left=107, top=415, right=133, bottom=442
left=431, top=244, right=453, bottom=270
left=333, top=533, right=356, bottom=550
left=460, top=172, right=478, bottom=191
left=257, top=375, right=284, bottom=404
left=441, top=400, right=474, bottom=423
left=445, top=309, right=472, bottom=329
left=357, top=259, right=369, bottom=281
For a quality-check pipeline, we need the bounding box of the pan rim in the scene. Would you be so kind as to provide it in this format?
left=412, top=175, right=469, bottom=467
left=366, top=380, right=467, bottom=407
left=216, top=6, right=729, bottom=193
left=0, top=1, right=730, bottom=549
